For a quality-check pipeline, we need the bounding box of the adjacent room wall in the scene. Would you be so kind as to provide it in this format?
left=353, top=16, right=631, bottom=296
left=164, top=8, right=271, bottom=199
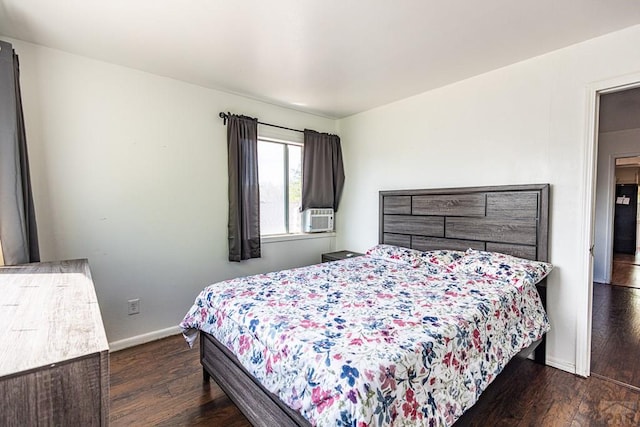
left=593, top=129, right=640, bottom=283
left=615, top=166, right=639, bottom=184
left=337, top=24, right=640, bottom=373
left=10, top=39, right=338, bottom=346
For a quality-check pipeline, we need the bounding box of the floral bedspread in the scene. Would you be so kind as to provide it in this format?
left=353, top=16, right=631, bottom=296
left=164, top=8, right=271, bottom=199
left=180, top=256, right=549, bottom=427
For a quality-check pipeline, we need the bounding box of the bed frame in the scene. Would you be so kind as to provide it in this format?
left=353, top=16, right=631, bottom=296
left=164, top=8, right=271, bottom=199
left=199, top=183, right=550, bottom=427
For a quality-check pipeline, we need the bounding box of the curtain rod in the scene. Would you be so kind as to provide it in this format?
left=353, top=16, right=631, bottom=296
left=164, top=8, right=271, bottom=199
left=218, top=112, right=304, bottom=134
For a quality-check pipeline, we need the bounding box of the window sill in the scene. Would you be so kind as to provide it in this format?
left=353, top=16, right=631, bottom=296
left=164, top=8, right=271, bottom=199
left=261, top=232, right=336, bottom=244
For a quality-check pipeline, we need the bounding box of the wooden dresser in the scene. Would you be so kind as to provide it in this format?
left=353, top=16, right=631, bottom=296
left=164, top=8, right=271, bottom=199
left=0, top=259, right=109, bottom=426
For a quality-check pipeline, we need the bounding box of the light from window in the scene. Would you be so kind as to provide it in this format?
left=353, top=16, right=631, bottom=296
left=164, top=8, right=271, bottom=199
left=258, top=139, right=302, bottom=235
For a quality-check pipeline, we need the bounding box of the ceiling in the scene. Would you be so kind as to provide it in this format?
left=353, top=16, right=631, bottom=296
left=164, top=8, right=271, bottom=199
left=2, top=1, right=640, bottom=119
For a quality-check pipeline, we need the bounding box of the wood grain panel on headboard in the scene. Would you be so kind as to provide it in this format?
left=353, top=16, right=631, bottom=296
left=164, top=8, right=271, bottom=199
left=379, top=184, right=549, bottom=262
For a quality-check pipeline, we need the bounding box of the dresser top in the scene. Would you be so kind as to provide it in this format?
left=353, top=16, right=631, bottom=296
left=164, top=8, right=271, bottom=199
left=0, top=259, right=109, bottom=377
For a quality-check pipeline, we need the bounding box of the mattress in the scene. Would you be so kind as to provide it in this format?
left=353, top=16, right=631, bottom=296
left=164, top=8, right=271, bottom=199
left=180, top=253, right=549, bottom=426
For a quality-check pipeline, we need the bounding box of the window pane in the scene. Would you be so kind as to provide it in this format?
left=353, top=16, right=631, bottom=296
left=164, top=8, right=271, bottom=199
left=288, top=145, right=302, bottom=233
left=258, top=141, right=286, bottom=235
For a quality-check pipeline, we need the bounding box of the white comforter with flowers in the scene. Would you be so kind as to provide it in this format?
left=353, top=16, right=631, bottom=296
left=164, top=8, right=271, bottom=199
left=180, top=248, right=550, bottom=427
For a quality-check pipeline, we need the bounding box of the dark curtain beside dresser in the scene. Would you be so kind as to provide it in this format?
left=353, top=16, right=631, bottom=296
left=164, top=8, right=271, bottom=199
left=0, top=40, right=39, bottom=265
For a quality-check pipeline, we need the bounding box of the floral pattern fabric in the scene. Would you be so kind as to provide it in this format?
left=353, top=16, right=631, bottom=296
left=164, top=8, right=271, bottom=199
left=180, top=255, right=550, bottom=427
left=451, top=249, right=553, bottom=285
left=420, top=250, right=465, bottom=271
left=365, top=244, right=425, bottom=268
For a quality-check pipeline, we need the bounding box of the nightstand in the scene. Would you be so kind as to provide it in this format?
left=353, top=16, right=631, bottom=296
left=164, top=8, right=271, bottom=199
left=321, top=250, right=364, bottom=263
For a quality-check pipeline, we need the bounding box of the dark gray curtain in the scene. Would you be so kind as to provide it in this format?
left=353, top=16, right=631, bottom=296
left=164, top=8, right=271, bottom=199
left=227, top=114, right=260, bottom=261
left=0, top=40, right=39, bottom=265
left=301, top=129, right=345, bottom=212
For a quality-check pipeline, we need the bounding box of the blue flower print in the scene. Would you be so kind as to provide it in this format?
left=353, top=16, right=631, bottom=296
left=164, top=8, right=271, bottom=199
left=340, top=364, right=360, bottom=387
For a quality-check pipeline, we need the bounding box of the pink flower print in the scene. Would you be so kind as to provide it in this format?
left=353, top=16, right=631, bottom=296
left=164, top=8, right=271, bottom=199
left=401, top=388, right=421, bottom=420
left=379, top=365, right=397, bottom=391
left=364, top=370, right=375, bottom=382
left=238, top=335, right=251, bottom=355
left=472, top=329, right=482, bottom=351
left=311, top=387, right=335, bottom=414
left=443, top=352, right=453, bottom=367
left=300, top=319, right=319, bottom=329
left=444, top=402, right=457, bottom=425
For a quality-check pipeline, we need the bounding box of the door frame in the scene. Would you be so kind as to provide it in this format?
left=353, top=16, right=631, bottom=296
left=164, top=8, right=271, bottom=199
left=578, top=73, right=640, bottom=377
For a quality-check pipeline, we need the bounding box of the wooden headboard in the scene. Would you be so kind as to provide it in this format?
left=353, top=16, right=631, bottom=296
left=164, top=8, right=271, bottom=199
left=379, top=184, right=549, bottom=262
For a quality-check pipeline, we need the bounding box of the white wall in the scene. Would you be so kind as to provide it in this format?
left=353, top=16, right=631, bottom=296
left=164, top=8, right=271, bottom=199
left=593, top=129, right=640, bottom=283
left=11, top=39, right=337, bottom=346
left=337, top=25, right=640, bottom=373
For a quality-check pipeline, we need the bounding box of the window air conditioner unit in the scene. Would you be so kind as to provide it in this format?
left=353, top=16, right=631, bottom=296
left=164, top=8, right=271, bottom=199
left=302, top=208, right=334, bottom=233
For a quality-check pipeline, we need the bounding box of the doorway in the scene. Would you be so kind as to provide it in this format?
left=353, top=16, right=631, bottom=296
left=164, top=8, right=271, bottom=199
left=611, top=159, right=640, bottom=289
left=591, top=86, right=640, bottom=388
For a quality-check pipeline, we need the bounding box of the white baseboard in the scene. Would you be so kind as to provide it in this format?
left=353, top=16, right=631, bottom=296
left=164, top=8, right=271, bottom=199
left=593, top=275, right=606, bottom=284
left=109, top=325, right=182, bottom=352
left=546, top=356, right=576, bottom=375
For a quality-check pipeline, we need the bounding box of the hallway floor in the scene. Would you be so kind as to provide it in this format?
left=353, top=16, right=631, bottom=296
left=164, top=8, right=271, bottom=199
left=611, top=252, right=640, bottom=289
left=591, top=281, right=640, bottom=389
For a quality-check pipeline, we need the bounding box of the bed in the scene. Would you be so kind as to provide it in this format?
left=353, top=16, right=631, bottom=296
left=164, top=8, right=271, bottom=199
left=181, top=184, right=551, bottom=426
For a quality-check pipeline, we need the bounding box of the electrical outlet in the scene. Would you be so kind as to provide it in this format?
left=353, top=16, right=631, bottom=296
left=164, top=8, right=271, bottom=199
left=127, top=298, right=140, bottom=315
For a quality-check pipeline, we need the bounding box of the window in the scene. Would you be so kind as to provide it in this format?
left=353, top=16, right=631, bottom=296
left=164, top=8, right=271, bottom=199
left=258, top=138, right=302, bottom=235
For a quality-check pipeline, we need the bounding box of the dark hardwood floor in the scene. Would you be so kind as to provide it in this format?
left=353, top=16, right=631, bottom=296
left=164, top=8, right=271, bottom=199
left=110, top=334, right=640, bottom=426
left=110, top=334, right=250, bottom=426
left=611, top=252, right=640, bottom=290
left=591, top=282, right=640, bottom=390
